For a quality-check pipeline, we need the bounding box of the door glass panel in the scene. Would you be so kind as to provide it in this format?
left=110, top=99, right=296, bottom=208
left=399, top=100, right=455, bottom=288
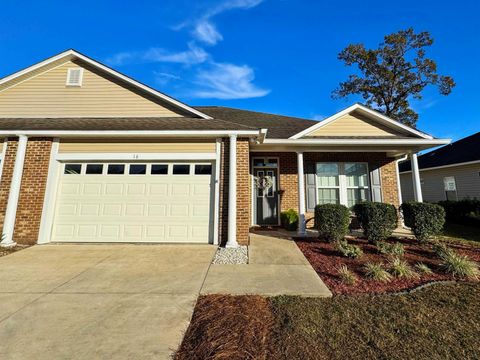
left=65, top=164, right=81, bottom=175
left=318, top=188, right=340, bottom=205
left=316, top=163, right=339, bottom=186
left=107, top=164, right=125, bottom=175
left=86, top=164, right=103, bottom=174
left=345, top=163, right=368, bottom=187
left=266, top=170, right=274, bottom=197
left=129, top=164, right=146, bottom=175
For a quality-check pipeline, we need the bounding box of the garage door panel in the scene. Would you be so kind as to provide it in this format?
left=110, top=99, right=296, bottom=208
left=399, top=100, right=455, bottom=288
left=52, top=162, right=214, bottom=243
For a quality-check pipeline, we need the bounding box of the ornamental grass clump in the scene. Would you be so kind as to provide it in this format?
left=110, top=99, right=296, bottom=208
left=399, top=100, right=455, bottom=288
left=337, top=265, right=357, bottom=285
left=315, top=204, right=350, bottom=242
left=336, top=240, right=363, bottom=259
left=363, top=262, right=392, bottom=282
left=415, top=262, right=433, bottom=275
left=376, top=241, right=405, bottom=257
left=389, top=257, right=418, bottom=279
left=439, top=251, right=479, bottom=279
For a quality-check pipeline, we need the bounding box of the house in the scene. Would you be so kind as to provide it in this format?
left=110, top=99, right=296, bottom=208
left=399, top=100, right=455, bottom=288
left=0, top=50, right=449, bottom=248
left=399, top=132, right=480, bottom=202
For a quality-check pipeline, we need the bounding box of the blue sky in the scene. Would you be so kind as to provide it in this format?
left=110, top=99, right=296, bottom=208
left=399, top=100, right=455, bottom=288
left=0, top=0, right=479, bottom=141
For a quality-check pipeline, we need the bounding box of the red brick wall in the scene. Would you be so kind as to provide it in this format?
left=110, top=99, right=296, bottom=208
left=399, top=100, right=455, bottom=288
left=0, top=138, right=53, bottom=245
left=219, top=137, right=250, bottom=246
left=250, top=151, right=400, bottom=220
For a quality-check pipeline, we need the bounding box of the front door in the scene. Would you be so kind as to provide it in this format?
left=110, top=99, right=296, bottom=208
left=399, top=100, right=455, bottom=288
left=254, top=167, right=279, bottom=225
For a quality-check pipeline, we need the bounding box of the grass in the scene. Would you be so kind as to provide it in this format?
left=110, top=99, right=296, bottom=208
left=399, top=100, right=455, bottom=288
left=176, top=283, right=480, bottom=360
left=363, top=262, right=392, bottom=282
left=337, top=265, right=357, bottom=285
left=440, top=222, right=480, bottom=245
left=389, top=257, right=418, bottom=278
left=415, top=262, right=433, bottom=274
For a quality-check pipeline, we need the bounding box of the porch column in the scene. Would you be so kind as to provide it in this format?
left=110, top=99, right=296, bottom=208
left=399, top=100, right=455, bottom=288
left=410, top=152, right=423, bottom=202
left=297, top=151, right=306, bottom=236
left=1, top=135, right=28, bottom=247
left=226, top=134, right=238, bottom=248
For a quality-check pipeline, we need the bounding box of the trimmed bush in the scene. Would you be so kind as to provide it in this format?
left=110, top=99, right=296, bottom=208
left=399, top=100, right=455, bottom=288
left=336, top=240, right=363, bottom=259
left=353, top=202, right=398, bottom=243
left=401, top=202, right=446, bottom=242
left=376, top=241, right=405, bottom=257
left=314, top=204, right=350, bottom=242
left=280, top=209, right=299, bottom=231
left=438, top=199, right=480, bottom=227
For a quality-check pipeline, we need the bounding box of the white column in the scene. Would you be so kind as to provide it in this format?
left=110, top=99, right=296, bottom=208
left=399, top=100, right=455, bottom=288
left=1, top=135, right=28, bottom=247
left=297, top=152, right=306, bottom=236
left=411, top=152, right=423, bottom=202
left=226, top=134, right=238, bottom=248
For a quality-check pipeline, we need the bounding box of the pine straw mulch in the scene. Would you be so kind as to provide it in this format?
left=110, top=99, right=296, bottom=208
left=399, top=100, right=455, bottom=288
left=175, top=295, right=275, bottom=360
left=296, top=237, right=480, bottom=295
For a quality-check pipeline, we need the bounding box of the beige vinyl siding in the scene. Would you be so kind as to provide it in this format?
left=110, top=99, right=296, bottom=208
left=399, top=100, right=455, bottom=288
left=307, top=112, right=407, bottom=137
left=0, top=60, right=183, bottom=117
left=400, top=163, right=480, bottom=202
left=58, top=138, right=216, bottom=153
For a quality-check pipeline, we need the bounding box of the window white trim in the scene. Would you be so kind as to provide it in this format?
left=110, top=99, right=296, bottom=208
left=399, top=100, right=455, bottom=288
left=315, top=162, right=370, bottom=207
left=66, top=68, right=84, bottom=86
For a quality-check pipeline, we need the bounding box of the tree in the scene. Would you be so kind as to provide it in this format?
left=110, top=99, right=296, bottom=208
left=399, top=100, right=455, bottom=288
left=332, top=28, right=455, bottom=127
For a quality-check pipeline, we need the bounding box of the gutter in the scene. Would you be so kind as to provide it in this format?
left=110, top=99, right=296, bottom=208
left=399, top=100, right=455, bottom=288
left=263, top=138, right=451, bottom=146
left=0, top=130, right=263, bottom=138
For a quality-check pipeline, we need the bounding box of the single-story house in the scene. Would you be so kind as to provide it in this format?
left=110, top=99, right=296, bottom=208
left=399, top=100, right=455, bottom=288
left=399, top=132, right=480, bottom=202
left=0, top=50, right=449, bottom=248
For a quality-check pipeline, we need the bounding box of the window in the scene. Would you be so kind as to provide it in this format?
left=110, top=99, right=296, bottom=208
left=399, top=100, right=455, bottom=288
left=151, top=164, right=168, bottom=175
left=316, top=162, right=369, bottom=207
left=129, top=164, right=146, bottom=175
left=173, top=164, right=190, bottom=175
left=86, top=164, right=103, bottom=174
left=107, top=164, right=125, bottom=175
left=316, top=163, right=340, bottom=205
left=64, top=164, right=82, bottom=174
left=66, top=68, right=84, bottom=86
left=253, top=157, right=278, bottom=168
left=195, top=164, right=212, bottom=175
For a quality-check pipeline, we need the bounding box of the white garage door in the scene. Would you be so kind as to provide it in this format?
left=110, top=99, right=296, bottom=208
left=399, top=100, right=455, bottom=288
left=51, top=162, right=214, bottom=243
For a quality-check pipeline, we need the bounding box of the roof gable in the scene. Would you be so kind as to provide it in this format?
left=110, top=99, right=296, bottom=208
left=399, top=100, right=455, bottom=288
left=290, top=104, right=432, bottom=140
left=0, top=49, right=211, bottom=119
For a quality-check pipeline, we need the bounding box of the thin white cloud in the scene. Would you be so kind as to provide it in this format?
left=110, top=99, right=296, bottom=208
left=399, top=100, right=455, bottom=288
left=105, top=43, right=209, bottom=66
left=190, top=62, right=269, bottom=99
left=154, top=72, right=181, bottom=85
left=313, top=114, right=326, bottom=120
left=193, top=21, right=223, bottom=45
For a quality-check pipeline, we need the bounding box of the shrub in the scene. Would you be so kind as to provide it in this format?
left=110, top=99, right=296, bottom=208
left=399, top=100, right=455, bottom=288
left=434, top=244, right=480, bottom=279
left=363, top=262, right=392, bottom=282
left=353, top=202, right=397, bottom=243
left=280, top=209, right=299, bottom=231
left=415, top=262, right=433, bottom=274
left=401, top=202, right=446, bottom=242
left=336, top=240, right=363, bottom=259
left=376, top=241, right=405, bottom=257
left=337, top=265, right=357, bottom=285
left=314, top=204, right=350, bottom=242
left=389, top=258, right=418, bottom=278
left=438, top=199, right=480, bottom=227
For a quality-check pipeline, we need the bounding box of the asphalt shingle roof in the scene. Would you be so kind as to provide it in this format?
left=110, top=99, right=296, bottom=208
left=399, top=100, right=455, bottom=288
left=399, top=132, right=480, bottom=172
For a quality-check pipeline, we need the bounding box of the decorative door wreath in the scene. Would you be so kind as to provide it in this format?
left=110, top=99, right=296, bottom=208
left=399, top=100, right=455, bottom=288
left=254, top=175, right=274, bottom=191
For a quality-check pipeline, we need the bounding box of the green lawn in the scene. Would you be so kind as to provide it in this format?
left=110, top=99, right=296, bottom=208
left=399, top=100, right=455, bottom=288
left=176, top=283, right=480, bottom=360
left=440, top=222, right=480, bottom=245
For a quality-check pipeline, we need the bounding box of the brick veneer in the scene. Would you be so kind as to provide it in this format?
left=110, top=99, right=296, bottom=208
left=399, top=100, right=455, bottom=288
left=0, top=137, right=53, bottom=245
left=219, top=137, right=251, bottom=246
left=250, top=152, right=400, bottom=222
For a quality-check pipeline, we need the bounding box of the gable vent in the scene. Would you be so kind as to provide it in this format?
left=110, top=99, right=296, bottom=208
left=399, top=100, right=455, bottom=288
left=66, top=68, right=84, bottom=86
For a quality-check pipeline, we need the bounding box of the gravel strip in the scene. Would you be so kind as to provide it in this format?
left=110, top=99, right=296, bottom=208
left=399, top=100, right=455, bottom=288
left=213, top=246, right=248, bottom=264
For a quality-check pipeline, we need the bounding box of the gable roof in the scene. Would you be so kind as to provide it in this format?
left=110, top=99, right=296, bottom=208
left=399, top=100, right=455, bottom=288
left=399, top=132, right=480, bottom=172
left=195, top=106, right=318, bottom=139
left=289, top=103, right=433, bottom=140
left=0, top=49, right=212, bottom=120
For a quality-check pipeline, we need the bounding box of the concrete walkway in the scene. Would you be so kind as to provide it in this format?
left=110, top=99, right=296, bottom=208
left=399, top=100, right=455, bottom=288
left=0, top=244, right=216, bottom=360
left=201, top=233, right=332, bottom=297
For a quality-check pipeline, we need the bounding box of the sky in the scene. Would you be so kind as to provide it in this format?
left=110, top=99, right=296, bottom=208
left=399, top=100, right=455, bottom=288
left=0, top=0, right=479, bottom=141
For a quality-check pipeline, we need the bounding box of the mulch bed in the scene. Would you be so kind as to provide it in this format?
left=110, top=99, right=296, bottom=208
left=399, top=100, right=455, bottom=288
left=296, top=237, right=480, bottom=295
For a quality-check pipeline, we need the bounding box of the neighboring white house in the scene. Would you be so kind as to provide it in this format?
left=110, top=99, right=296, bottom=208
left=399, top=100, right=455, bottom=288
left=399, top=132, right=480, bottom=202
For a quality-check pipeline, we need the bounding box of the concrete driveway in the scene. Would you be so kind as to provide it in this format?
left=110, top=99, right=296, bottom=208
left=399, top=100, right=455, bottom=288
left=0, top=244, right=216, bottom=360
